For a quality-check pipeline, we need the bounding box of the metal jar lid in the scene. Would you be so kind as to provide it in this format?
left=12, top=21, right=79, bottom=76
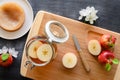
left=45, top=20, right=69, bottom=43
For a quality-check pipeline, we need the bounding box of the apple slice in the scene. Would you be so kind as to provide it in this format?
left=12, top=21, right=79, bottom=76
left=28, top=40, right=42, bottom=58
left=88, top=40, right=101, bottom=56
left=37, top=44, right=53, bottom=62
left=62, top=53, right=77, bottom=69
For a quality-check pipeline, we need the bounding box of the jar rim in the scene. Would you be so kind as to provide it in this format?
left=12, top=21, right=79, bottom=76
left=45, top=20, right=69, bottom=43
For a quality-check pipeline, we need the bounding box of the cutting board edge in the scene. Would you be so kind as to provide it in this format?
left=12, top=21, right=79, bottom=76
left=20, top=11, right=45, bottom=77
left=40, top=11, right=120, bottom=36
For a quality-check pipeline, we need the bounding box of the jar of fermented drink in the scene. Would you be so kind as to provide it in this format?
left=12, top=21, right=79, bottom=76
left=25, top=21, right=69, bottom=69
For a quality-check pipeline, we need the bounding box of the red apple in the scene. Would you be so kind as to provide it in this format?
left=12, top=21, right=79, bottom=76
left=0, top=53, right=13, bottom=67
left=98, top=50, right=114, bottom=64
left=100, top=34, right=116, bottom=49
left=98, top=50, right=119, bottom=71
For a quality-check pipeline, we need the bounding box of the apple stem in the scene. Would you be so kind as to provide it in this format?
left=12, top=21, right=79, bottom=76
left=109, top=35, right=112, bottom=42
left=108, top=35, right=114, bottom=47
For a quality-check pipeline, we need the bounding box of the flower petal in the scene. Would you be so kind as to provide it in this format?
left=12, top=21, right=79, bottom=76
left=86, top=6, right=91, bottom=10
left=8, top=48, right=18, bottom=58
left=9, top=48, right=18, bottom=58
left=0, top=49, right=2, bottom=54
left=12, top=51, right=18, bottom=58
left=85, top=17, right=89, bottom=21
left=78, top=16, right=83, bottom=20
left=90, top=20, right=94, bottom=24
left=2, top=46, right=8, bottom=53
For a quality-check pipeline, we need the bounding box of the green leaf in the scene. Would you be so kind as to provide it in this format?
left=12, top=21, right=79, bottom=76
left=108, top=43, right=114, bottom=47
left=112, top=58, right=119, bottom=64
left=105, top=63, right=111, bottom=71
left=1, top=53, right=9, bottom=61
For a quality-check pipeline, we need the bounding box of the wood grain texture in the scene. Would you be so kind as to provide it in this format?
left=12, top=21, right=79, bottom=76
left=20, top=11, right=120, bottom=80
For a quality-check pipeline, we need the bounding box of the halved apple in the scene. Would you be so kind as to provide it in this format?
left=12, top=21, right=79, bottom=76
left=88, top=40, right=101, bottom=56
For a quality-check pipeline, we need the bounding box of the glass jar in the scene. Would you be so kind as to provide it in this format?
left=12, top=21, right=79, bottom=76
left=25, top=21, right=69, bottom=69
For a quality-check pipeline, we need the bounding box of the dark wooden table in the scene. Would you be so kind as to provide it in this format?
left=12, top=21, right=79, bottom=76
left=0, top=0, right=120, bottom=80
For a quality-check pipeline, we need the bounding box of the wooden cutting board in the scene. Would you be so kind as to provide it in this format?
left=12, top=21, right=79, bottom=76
left=20, top=11, right=120, bottom=80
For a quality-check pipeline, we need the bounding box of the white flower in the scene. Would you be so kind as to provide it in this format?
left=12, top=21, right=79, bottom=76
left=8, top=48, right=18, bottom=58
left=2, top=46, right=8, bottom=53
left=0, top=46, right=18, bottom=58
left=85, top=12, right=98, bottom=24
left=78, top=6, right=98, bottom=24
left=79, top=9, right=89, bottom=20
